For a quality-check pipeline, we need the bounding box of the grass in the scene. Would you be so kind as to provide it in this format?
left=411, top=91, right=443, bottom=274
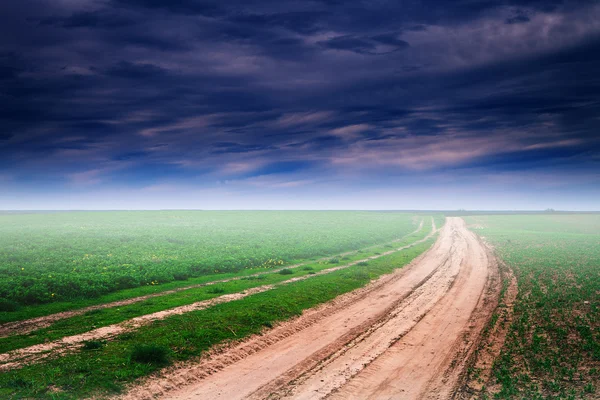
left=0, top=222, right=434, bottom=354
left=81, top=340, right=104, bottom=351
left=0, top=211, right=420, bottom=308
left=0, top=213, right=430, bottom=326
left=466, top=214, right=600, bottom=399
left=130, top=344, right=170, bottom=366
left=0, top=236, right=437, bottom=399
left=278, top=268, right=294, bottom=275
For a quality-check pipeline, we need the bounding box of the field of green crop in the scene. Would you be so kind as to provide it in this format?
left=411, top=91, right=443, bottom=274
left=467, top=214, right=600, bottom=399
left=4, top=211, right=597, bottom=399
left=0, top=211, right=439, bottom=399
left=0, top=211, right=423, bottom=310
left=0, top=241, right=435, bottom=399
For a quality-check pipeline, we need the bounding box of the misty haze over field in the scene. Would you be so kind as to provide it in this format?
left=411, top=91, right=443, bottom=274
left=1, top=0, right=599, bottom=210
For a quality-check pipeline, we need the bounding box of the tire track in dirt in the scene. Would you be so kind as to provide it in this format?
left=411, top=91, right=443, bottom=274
left=325, top=218, right=492, bottom=400
left=0, top=220, right=435, bottom=371
left=0, top=220, right=425, bottom=339
left=119, top=217, right=495, bottom=400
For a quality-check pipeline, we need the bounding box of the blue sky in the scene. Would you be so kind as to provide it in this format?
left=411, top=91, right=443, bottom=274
left=1, top=0, right=599, bottom=210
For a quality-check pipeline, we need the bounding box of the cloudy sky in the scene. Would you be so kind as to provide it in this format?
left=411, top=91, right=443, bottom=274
left=1, top=0, right=599, bottom=210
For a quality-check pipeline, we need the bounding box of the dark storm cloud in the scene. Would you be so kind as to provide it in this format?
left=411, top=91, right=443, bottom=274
left=112, top=0, right=224, bottom=17
left=38, top=10, right=136, bottom=29
left=505, top=14, right=530, bottom=24
left=317, top=34, right=409, bottom=55
left=441, top=36, right=600, bottom=127
left=115, top=32, right=194, bottom=52
left=112, top=151, right=150, bottom=161
left=106, top=61, right=169, bottom=79
left=0, top=0, right=599, bottom=202
left=231, top=11, right=326, bottom=35
left=371, top=33, right=410, bottom=48
left=318, top=35, right=377, bottom=53
left=0, top=65, right=20, bottom=81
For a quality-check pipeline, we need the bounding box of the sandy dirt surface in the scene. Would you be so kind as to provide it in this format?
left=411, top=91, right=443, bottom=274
left=325, top=220, right=492, bottom=400
left=118, top=217, right=497, bottom=400
left=0, top=221, right=425, bottom=339
left=0, top=220, right=434, bottom=372
left=458, top=262, right=518, bottom=399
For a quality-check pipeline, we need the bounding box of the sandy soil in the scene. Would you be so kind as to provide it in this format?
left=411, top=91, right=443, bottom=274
left=118, top=217, right=497, bottom=400
left=0, top=220, right=434, bottom=372
left=458, top=261, right=518, bottom=399
left=0, top=220, right=425, bottom=339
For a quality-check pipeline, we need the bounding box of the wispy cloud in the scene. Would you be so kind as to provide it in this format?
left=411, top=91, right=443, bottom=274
left=273, top=111, right=334, bottom=128
left=237, top=175, right=317, bottom=189
left=399, top=4, right=600, bottom=70
left=67, top=169, right=106, bottom=186
left=330, top=124, right=373, bottom=139
left=139, top=116, right=212, bottom=137
left=328, top=130, right=585, bottom=171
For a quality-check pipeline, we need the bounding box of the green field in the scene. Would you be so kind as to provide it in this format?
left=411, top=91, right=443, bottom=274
left=0, top=211, right=439, bottom=399
left=4, top=211, right=597, bottom=399
left=0, top=211, right=426, bottom=310
left=466, top=214, right=600, bottom=399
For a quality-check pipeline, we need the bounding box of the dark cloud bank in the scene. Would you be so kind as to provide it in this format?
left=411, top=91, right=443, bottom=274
left=0, top=0, right=599, bottom=209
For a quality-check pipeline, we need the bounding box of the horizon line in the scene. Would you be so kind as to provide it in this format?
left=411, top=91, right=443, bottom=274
left=1, top=209, right=599, bottom=213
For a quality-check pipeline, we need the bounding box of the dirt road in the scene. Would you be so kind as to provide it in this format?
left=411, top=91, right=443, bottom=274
left=122, top=217, right=497, bottom=400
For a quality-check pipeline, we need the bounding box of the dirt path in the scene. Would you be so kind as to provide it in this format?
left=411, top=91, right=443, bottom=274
left=0, top=219, right=425, bottom=339
left=0, top=220, right=435, bottom=371
left=325, top=219, right=491, bottom=400
left=118, top=217, right=497, bottom=400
